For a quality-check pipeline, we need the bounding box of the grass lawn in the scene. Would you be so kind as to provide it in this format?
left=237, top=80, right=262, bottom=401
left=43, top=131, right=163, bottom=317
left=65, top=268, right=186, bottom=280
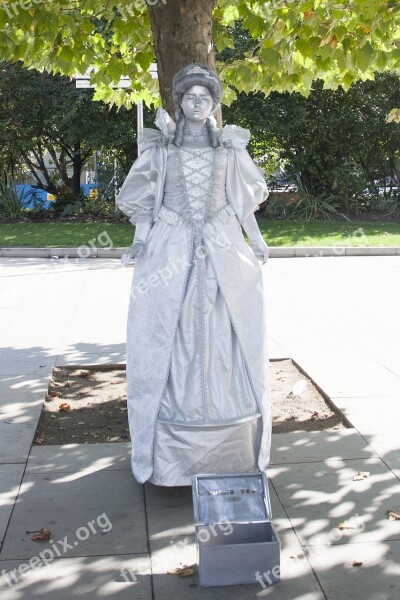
left=0, top=219, right=400, bottom=247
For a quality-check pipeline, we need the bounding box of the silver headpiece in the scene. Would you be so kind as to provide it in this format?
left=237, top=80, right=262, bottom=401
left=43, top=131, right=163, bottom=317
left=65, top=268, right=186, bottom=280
left=172, top=64, right=223, bottom=110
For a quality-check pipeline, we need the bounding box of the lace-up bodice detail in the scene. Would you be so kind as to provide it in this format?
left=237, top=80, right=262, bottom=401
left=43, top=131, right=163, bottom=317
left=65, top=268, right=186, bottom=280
left=179, top=147, right=214, bottom=225
left=161, top=143, right=229, bottom=225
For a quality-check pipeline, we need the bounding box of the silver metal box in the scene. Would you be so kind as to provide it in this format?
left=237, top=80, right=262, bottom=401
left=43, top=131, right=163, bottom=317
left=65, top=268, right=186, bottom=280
left=192, top=472, right=281, bottom=587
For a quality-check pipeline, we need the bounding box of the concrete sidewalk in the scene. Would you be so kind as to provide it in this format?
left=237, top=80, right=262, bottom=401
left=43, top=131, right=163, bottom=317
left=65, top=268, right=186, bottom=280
left=1, top=245, right=400, bottom=258
left=0, top=256, right=399, bottom=599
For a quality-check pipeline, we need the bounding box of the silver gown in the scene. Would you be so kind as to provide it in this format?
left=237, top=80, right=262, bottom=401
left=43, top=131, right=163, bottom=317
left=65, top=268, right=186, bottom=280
left=117, top=108, right=271, bottom=486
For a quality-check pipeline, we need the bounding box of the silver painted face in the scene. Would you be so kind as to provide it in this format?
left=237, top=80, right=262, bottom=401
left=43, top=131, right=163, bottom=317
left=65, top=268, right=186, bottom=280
left=181, top=85, right=214, bottom=123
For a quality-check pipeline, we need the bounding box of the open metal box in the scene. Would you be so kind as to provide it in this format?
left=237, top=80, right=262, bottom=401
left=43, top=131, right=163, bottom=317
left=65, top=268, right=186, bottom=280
left=192, top=472, right=280, bottom=587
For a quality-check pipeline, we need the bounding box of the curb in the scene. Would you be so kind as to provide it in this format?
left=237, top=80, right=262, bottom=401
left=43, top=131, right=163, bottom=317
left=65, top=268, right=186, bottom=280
left=0, top=246, right=399, bottom=259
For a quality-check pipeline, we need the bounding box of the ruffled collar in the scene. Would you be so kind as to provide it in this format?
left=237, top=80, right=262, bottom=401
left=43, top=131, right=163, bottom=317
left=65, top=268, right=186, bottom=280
left=154, top=107, right=176, bottom=139
left=154, top=107, right=251, bottom=149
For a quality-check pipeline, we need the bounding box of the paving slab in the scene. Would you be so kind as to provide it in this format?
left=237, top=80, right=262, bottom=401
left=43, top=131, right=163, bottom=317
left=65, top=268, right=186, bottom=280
left=0, top=554, right=152, bottom=600
left=362, top=435, right=400, bottom=468
left=0, top=465, right=26, bottom=543
left=150, top=535, right=324, bottom=600
left=270, top=430, right=377, bottom=465
left=383, top=451, right=400, bottom=483
left=26, top=443, right=131, bottom=475
left=0, top=374, right=48, bottom=412
left=0, top=309, right=20, bottom=331
left=330, top=397, right=400, bottom=437
left=1, top=255, right=400, bottom=599
left=307, top=540, right=400, bottom=600
left=148, top=485, right=323, bottom=599
left=0, top=350, right=55, bottom=376
left=55, top=349, right=126, bottom=366
left=385, top=361, right=400, bottom=378
left=0, top=415, right=42, bottom=464
left=145, top=483, right=196, bottom=540
left=63, top=319, right=126, bottom=346
left=266, top=315, right=336, bottom=343
left=298, top=364, right=400, bottom=398
left=269, top=457, right=400, bottom=547
left=0, top=470, right=146, bottom=560
left=275, top=340, right=374, bottom=367
left=1, top=314, right=72, bottom=350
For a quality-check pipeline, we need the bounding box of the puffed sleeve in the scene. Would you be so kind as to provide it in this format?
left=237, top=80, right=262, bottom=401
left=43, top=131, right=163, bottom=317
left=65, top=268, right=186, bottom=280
left=116, top=128, right=167, bottom=225
left=222, top=125, right=269, bottom=224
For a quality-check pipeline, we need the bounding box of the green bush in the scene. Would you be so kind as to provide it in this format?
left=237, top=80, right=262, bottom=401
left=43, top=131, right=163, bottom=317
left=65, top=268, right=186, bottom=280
left=0, top=171, right=27, bottom=220
left=264, top=193, right=297, bottom=220
left=264, top=182, right=348, bottom=221
left=51, top=189, right=120, bottom=218
left=290, top=183, right=344, bottom=220
left=51, top=189, right=87, bottom=216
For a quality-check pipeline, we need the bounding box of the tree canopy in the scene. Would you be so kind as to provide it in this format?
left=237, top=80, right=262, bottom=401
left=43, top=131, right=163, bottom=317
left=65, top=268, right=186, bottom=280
left=1, top=0, right=400, bottom=110
left=0, top=62, right=137, bottom=192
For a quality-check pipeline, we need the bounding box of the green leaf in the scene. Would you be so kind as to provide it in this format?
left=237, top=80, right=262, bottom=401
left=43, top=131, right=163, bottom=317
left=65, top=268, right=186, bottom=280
left=260, top=48, right=281, bottom=67
left=221, top=5, right=240, bottom=26
left=355, top=42, right=374, bottom=71
left=135, top=51, right=152, bottom=71
left=242, top=13, right=265, bottom=38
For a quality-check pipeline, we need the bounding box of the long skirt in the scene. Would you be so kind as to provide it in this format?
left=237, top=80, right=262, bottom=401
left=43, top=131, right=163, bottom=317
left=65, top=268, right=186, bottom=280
left=149, top=241, right=262, bottom=486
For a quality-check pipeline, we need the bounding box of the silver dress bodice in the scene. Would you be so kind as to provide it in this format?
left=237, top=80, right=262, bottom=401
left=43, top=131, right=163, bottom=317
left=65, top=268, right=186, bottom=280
left=161, top=142, right=230, bottom=227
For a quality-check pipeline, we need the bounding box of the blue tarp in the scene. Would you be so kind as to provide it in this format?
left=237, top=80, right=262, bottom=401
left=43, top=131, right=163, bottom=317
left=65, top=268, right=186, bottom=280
left=16, top=184, right=97, bottom=209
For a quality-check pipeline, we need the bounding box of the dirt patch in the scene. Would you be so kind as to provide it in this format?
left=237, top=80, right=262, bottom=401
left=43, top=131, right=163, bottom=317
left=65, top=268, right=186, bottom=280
left=33, top=359, right=348, bottom=445
left=270, top=359, right=348, bottom=433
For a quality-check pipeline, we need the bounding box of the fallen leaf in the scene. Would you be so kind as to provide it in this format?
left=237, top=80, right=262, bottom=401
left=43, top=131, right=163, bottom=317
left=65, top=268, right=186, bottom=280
left=59, top=403, right=71, bottom=412
left=50, top=391, right=62, bottom=398
left=167, top=565, right=196, bottom=577
left=179, top=567, right=195, bottom=577
left=353, top=471, right=370, bottom=481
left=349, top=560, right=363, bottom=567
left=31, top=528, right=52, bottom=541
left=337, top=521, right=357, bottom=530
left=310, top=411, right=319, bottom=420
left=387, top=507, right=400, bottom=521
left=34, top=437, right=44, bottom=445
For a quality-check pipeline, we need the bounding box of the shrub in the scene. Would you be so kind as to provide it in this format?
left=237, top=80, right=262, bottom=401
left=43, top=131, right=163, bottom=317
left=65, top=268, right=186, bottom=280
left=289, top=183, right=342, bottom=220
left=51, top=189, right=87, bottom=216
left=0, top=171, right=28, bottom=220
left=51, top=188, right=121, bottom=219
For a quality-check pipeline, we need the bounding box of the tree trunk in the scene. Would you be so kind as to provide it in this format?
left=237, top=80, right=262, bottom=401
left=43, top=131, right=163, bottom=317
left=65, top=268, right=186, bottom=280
left=72, top=143, right=83, bottom=195
left=149, top=0, right=218, bottom=119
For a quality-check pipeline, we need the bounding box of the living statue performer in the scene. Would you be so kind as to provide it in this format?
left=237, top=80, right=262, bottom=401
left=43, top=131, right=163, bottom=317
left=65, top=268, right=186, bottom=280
left=117, top=64, right=271, bottom=486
